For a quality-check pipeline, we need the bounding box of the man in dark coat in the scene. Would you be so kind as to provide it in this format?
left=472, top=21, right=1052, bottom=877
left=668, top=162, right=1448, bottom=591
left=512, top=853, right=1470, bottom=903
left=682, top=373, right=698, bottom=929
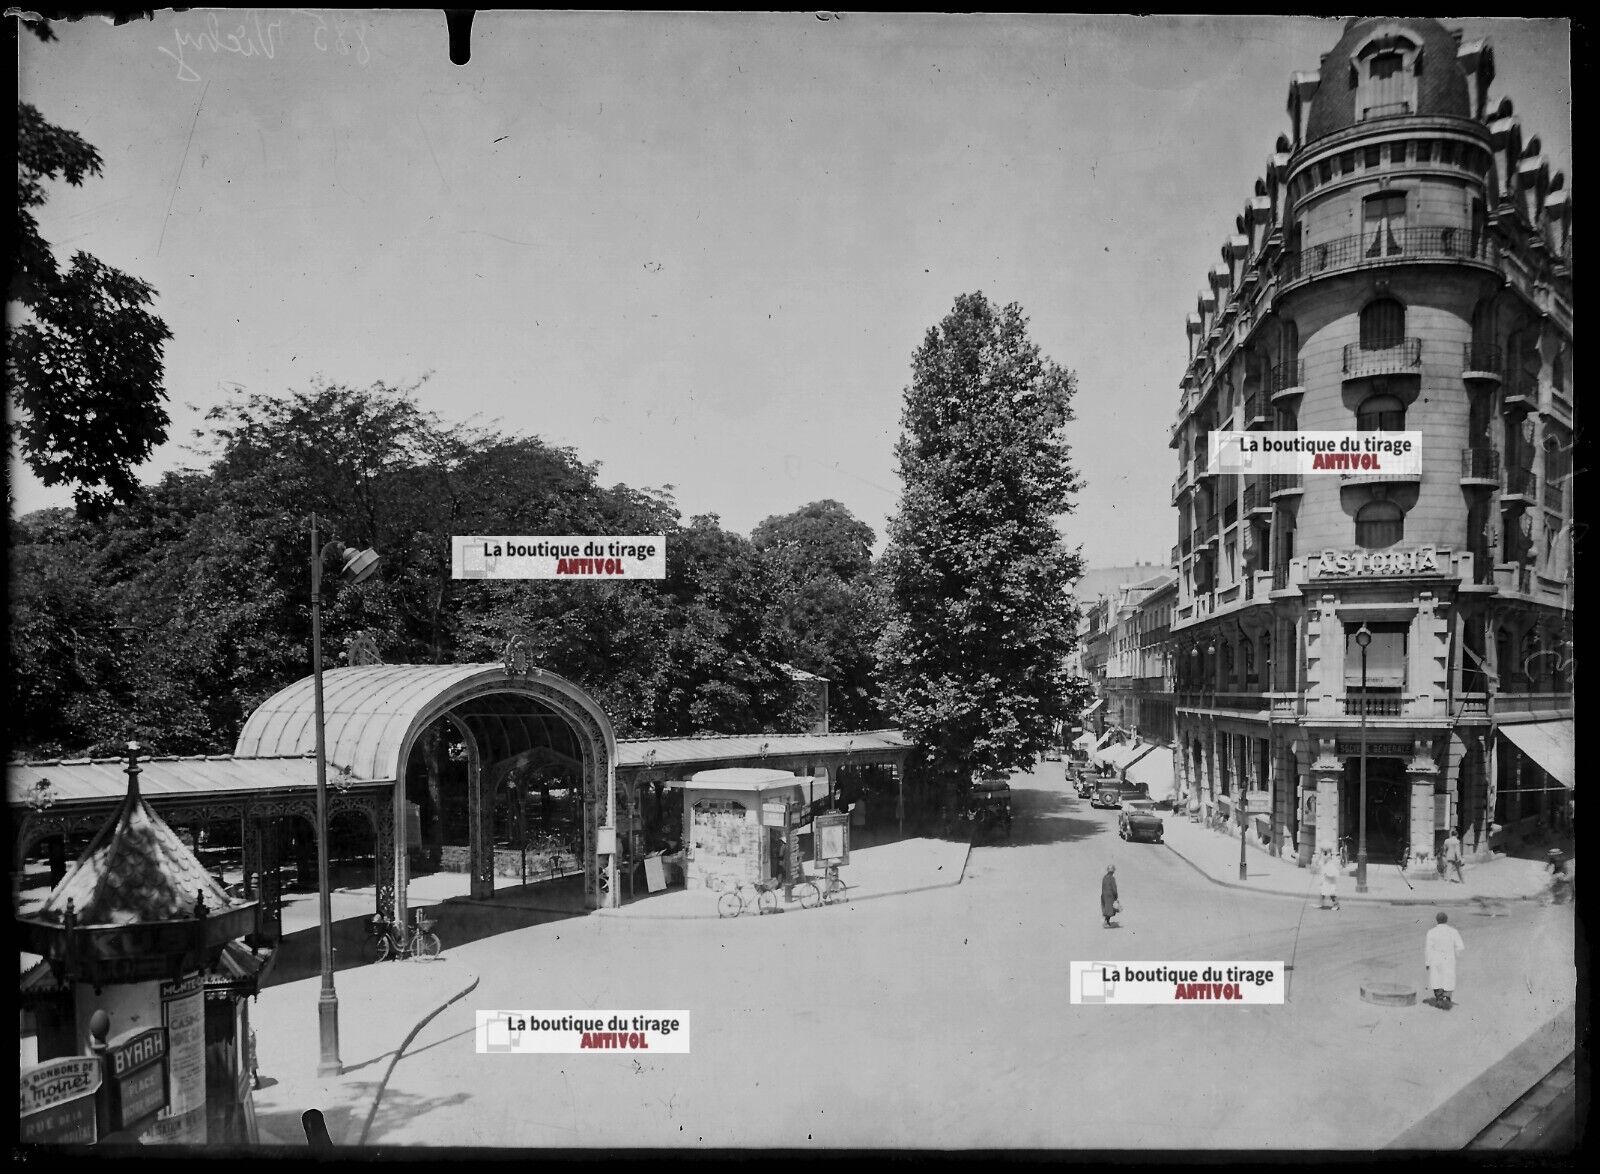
left=1101, top=864, right=1119, bottom=927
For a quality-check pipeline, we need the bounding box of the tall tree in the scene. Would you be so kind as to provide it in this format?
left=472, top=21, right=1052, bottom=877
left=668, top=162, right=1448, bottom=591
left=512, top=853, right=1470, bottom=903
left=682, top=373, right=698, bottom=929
left=10, top=104, right=172, bottom=515
left=752, top=499, right=886, bottom=731
left=877, top=292, right=1083, bottom=797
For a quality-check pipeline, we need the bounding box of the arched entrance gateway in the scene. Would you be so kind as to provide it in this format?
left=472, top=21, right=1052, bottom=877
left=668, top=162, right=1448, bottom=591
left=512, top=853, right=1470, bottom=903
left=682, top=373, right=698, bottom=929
left=234, top=656, right=619, bottom=928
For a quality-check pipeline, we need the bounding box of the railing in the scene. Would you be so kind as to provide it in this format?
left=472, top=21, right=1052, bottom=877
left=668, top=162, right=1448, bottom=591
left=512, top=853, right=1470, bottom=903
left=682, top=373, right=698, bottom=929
left=1460, top=447, right=1501, bottom=483
left=1269, top=359, right=1304, bottom=394
left=1495, top=692, right=1574, bottom=715
left=1342, top=337, right=1422, bottom=378
left=1244, top=391, right=1268, bottom=423
left=1469, top=546, right=1494, bottom=584
left=1462, top=343, right=1504, bottom=377
left=1205, top=513, right=1219, bottom=538
left=1272, top=564, right=1290, bottom=590
left=1171, top=544, right=1180, bottom=567
left=1178, top=691, right=1266, bottom=712
left=1280, top=226, right=1497, bottom=285
left=1343, top=694, right=1404, bottom=717
left=1267, top=473, right=1303, bottom=497
left=1455, top=693, right=1489, bottom=716
left=1242, top=480, right=1262, bottom=514
left=1180, top=534, right=1193, bottom=556
left=1223, top=501, right=1238, bottom=527
left=1504, top=466, right=1537, bottom=499
left=1362, top=99, right=1412, bottom=120
left=1243, top=573, right=1255, bottom=601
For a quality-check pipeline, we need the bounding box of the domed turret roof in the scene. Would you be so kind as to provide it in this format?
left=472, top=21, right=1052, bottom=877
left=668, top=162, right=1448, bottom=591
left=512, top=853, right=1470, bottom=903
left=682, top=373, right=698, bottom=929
left=1306, top=17, right=1472, bottom=144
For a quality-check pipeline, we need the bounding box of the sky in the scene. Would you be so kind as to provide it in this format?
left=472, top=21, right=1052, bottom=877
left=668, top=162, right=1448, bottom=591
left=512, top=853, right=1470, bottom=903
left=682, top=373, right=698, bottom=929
left=12, top=12, right=1574, bottom=569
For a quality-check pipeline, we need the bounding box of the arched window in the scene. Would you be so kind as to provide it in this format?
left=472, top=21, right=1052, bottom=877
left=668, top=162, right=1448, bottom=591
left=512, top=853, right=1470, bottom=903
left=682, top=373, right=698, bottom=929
left=1355, top=500, right=1404, bottom=549
left=1359, top=298, right=1406, bottom=350
left=1357, top=391, right=1406, bottom=431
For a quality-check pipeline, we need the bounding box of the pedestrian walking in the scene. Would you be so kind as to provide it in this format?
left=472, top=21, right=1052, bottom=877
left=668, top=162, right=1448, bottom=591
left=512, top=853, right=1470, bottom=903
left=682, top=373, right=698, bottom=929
left=1441, top=830, right=1464, bottom=883
left=1100, top=864, right=1120, bottom=928
left=1318, top=847, right=1341, bottom=910
left=1424, top=911, right=1465, bottom=1009
left=1547, top=849, right=1571, bottom=905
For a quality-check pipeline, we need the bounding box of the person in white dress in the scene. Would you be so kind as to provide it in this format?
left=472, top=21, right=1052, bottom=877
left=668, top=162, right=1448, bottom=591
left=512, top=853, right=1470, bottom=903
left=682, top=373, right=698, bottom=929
left=1424, top=911, right=1465, bottom=1010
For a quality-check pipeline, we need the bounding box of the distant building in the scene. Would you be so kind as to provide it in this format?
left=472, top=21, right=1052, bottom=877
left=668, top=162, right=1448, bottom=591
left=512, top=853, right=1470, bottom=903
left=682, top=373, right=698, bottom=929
left=1168, top=18, right=1573, bottom=867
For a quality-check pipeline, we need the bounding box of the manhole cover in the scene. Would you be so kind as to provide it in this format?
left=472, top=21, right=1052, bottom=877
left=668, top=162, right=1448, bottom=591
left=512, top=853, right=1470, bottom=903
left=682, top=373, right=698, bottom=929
left=1360, top=980, right=1417, bottom=1006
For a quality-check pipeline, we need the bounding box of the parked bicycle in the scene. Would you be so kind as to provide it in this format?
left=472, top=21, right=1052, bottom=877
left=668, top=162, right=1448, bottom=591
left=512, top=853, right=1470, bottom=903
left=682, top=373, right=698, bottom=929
left=365, top=908, right=441, bottom=962
left=791, top=864, right=850, bottom=908
left=716, top=877, right=781, bottom=918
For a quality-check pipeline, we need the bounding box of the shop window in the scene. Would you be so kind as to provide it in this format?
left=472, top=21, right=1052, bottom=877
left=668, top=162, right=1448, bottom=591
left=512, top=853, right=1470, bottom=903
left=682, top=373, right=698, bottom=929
left=1357, top=391, right=1406, bottom=431
left=1355, top=500, right=1405, bottom=549
left=1359, top=297, right=1406, bottom=350
left=1345, top=621, right=1409, bottom=688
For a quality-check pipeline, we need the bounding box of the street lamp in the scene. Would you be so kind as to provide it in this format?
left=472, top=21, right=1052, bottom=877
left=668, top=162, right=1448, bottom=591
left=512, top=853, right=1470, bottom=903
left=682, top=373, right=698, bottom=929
left=309, top=513, right=380, bottom=1077
left=1354, top=624, right=1373, bottom=894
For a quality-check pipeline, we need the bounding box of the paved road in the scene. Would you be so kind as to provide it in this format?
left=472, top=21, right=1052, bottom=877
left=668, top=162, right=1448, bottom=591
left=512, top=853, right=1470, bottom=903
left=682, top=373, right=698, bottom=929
left=261, top=759, right=1575, bottom=1149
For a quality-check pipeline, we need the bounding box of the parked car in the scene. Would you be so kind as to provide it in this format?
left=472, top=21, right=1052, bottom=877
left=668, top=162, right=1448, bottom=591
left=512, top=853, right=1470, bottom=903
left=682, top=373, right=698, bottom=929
left=1092, top=779, right=1150, bottom=810
left=1118, top=799, right=1165, bottom=843
left=1043, top=745, right=1062, bottom=762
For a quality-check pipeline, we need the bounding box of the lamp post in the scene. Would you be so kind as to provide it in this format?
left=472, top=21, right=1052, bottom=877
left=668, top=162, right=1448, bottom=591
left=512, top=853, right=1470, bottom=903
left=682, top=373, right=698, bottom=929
left=1355, top=624, right=1373, bottom=894
left=309, top=513, right=379, bottom=1077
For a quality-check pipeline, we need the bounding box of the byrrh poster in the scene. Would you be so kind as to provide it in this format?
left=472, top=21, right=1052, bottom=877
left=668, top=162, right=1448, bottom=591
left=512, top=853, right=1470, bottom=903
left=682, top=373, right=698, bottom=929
left=13, top=12, right=1572, bottom=1155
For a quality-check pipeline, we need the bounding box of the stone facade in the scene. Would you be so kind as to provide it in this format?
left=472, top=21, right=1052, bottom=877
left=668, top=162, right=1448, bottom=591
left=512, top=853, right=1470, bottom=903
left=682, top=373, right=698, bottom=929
left=1166, top=18, right=1573, bottom=873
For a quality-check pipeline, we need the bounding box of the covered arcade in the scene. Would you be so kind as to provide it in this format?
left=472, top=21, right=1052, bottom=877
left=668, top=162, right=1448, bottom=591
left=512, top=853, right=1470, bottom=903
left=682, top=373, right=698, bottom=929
left=234, top=659, right=619, bottom=927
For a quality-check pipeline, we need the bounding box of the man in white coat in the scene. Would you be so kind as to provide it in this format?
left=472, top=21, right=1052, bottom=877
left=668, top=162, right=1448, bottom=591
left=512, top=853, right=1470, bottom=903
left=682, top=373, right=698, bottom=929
left=1424, top=911, right=1465, bottom=1010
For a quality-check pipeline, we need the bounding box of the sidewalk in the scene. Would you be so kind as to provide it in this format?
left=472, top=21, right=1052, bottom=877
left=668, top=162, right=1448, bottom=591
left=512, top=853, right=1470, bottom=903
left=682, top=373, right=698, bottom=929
left=598, top=835, right=972, bottom=919
left=1159, top=808, right=1556, bottom=904
left=249, top=955, right=481, bottom=1146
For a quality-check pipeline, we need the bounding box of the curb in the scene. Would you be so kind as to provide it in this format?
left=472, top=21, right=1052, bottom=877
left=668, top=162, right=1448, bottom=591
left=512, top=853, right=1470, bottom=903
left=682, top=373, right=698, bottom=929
left=1160, top=837, right=1547, bottom=906
left=1385, top=1003, right=1577, bottom=1149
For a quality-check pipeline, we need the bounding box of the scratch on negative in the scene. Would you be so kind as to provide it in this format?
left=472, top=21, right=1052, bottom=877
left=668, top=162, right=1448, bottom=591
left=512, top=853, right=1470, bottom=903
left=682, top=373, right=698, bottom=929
left=158, top=79, right=209, bottom=256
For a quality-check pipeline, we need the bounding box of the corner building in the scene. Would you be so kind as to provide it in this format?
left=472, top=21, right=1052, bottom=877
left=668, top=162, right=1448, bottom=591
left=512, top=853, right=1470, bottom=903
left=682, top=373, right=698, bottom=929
left=1168, top=19, right=1573, bottom=872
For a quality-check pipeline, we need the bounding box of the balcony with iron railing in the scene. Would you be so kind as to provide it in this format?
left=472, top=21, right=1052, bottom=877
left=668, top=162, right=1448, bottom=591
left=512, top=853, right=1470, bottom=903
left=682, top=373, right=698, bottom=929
left=1342, top=337, right=1422, bottom=379
left=1267, top=473, right=1303, bottom=499
left=1272, top=563, right=1290, bottom=591
left=1460, top=447, right=1501, bottom=487
left=1243, top=479, right=1271, bottom=516
left=1170, top=544, right=1180, bottom=567
left=1462, top=343, right=1504, bottom=383
left=1543, top=477, right=1565, bottom=512
left=1269, top=358, right=1305, bottom=399
left=1244, top=391, right=1268, bottom=426
left=1280, top=226, right=1498, bottom=289
left=1501, top=466, right=1537, bottom=507
left=1180, top=533, right=1193, bottom=557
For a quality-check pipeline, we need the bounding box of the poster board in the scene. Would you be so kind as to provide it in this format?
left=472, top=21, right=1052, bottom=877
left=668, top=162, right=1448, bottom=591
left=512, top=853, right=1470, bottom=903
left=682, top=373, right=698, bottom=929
left=644, top=854, right=667, bottom=892
left=814, top=812, right=850, bottom=864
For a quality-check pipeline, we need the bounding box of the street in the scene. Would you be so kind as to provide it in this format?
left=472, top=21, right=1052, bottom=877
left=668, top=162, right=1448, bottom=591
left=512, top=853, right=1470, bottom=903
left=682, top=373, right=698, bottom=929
left=258, top=759, right=1575, bottom=1149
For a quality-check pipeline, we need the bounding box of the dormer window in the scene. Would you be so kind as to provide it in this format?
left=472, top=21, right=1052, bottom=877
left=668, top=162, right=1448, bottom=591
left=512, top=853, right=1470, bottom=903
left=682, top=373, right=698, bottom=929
left=1355, top=34, right=1420, bottom=121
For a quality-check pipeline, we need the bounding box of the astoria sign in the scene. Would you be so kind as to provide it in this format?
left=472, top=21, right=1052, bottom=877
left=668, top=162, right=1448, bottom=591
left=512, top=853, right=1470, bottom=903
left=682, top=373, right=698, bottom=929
left=1313, top=546, right=1445, bottom=578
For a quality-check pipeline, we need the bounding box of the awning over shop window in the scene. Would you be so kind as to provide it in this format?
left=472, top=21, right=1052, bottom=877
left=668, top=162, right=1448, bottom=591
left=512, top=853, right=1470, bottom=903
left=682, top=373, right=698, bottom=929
left=1125, top=748, right=1175, bottom=800
left=1072, top=732, right=1095, bottom=751
left=1081, top=698, right=1104, bottom=716
left=1093, top=729, right=1118, bottom=752
left=1498, top=720, right=1574, bottom=789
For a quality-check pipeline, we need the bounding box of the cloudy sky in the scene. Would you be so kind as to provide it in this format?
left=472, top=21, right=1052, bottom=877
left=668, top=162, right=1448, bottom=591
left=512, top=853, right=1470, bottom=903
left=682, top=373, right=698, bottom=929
left=13, top=12, right=1572, bottom=568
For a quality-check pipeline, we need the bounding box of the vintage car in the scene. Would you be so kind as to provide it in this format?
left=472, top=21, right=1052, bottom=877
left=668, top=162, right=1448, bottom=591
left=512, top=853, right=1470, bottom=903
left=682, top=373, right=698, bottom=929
left=965, top=775, right=1014, bottom=841
left=1118, top=798, right=1165, bottom=843
left=1092, top=778, right=1150, bottom=809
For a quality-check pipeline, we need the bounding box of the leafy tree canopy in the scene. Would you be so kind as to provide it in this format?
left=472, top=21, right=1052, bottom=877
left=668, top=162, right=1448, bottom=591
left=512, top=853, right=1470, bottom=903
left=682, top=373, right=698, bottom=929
left=877, top=292, right=1084, bottom=789
left=10, top=103, right=172, bottom=516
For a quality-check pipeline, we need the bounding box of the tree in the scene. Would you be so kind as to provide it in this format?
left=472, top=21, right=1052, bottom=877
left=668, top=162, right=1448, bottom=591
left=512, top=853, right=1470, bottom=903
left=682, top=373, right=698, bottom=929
left=752, top=500, right=887, bottom=731
left=876, top=292, right=1084, bottom=798
left=10, top=104, right=172, bottom=516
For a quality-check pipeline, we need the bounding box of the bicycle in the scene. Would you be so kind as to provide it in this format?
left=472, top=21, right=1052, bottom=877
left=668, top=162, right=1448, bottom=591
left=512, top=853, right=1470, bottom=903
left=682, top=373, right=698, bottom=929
left=365, top=908, right=442, bottom=961
left=716, top=878, right=780, bottom=918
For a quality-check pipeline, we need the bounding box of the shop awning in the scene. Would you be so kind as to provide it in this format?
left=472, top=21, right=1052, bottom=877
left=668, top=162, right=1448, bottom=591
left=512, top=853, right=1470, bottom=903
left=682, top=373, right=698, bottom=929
left=1072, top=732, right=1095, bottom=751
left=1081, top=698, right=1104, bottom=716
left=1125, top=747, right=1174, bottom=798
left=1097, top=739, right=1142, bottom=770
left=1498, top=720, right=1574, bottom=789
